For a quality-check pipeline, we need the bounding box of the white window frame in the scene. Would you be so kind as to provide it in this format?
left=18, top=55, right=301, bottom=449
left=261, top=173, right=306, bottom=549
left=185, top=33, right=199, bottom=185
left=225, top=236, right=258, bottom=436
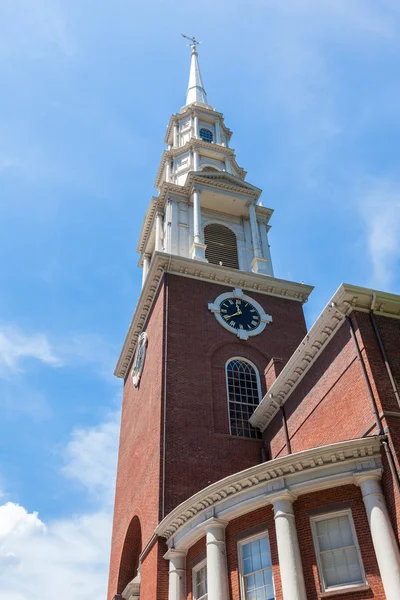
left=225, top=357, right=262, bottom=439
left=238, top=531, right=275, bottom=600
left=192, top=558, right=207, bottom=600
left=310, top=509, right=367, bottom=594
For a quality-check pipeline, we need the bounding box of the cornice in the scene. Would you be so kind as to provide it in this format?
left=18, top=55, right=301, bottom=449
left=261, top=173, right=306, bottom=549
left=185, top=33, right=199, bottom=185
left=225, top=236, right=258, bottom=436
left=155, top=437, right=382, bottom=545
left=251, top=283, right=400, bottom=431
left=114, top=253, right=313, bottom=379
left=154, top=140, right=245, bottom=188
left=164, top=106, right=233, bottom=145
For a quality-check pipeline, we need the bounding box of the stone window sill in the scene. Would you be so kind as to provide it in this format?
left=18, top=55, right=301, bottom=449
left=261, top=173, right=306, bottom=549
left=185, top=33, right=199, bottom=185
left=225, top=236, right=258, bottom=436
left=319, top=584, right=370, bottom=597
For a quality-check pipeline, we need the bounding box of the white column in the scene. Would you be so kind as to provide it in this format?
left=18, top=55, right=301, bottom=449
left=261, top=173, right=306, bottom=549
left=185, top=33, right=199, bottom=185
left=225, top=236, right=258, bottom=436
left=194, top=115, right=199, bottom=138
left=165, top=160, right=171, bottom=182
left=206, top=519, right=229, bottom=600
left=260, top=223, right=274, bottom=276
left=215, top=120, right=221, bottom=144
left=155, top=212, right=164, bottom=252
left=193, top=149, right=199, bottom=171
left=173, top=122, right=179, bottom=147
left=225, top=156, right=232, bottom=174
left=191, top=188, right=206, bottom=260
left=249, top=203, right=262, bottom=258
left=142, top=253, right=151, bottom=287
left=165, top=550, right=186, bottom=600
left=249, top=203, right=268, bottom=274
left=356, top=474, right=400, bottom=600
left=193, top=187, right=201, bottom=244
left=271, top=492, right=307, bottom=600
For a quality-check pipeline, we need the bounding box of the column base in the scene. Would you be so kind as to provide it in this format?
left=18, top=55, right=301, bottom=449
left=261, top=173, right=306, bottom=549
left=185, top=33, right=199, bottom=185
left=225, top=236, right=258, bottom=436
left=191, top=242, right=207, bottom=261
left=251, top=256, right=270, bottom=275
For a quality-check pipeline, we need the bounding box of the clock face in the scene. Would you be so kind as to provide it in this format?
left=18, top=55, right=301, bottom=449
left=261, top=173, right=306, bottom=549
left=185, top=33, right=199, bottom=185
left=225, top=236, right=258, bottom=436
left=220, top=297, right=261, bottom=332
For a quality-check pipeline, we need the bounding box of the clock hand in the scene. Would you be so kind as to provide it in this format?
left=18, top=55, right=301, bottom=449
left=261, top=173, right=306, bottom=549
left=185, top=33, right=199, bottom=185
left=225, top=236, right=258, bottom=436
left=224, top=311, right=241, bottom=318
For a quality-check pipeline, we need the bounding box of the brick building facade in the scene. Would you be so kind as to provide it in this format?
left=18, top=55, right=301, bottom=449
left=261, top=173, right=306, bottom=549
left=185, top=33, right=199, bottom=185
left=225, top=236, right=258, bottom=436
left=107, top=44, right=400, bottom=600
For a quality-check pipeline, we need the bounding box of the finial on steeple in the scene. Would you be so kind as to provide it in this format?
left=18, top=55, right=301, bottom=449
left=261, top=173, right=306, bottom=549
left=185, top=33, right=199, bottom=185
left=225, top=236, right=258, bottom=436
left=181, top=34, right=208, bottom=106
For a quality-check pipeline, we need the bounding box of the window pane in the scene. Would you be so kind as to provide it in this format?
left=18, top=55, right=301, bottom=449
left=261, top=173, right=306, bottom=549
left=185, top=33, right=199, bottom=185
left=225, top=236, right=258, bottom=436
left=255, top=572, right=264, bottom=588
left=243, top=557, right=252, bottom=575
left=241, top=536, right=275, bottom=600
left=315, top=513, right=364, bottom=590
left=261, top=551, right=272, bottom=569
left=252, top=553, right=261, bottom=572
left=243, top=542, right=251, bottom=558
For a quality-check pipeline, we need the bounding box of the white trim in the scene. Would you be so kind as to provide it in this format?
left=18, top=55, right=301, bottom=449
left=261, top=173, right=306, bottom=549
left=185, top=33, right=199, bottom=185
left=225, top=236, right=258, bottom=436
left=192, top=558, right=208, bottom=600
left=225, top=357, right=262, bottom=439
left=237, top=531, right=275, bottom=600
left=208, top=288, right=272, bottom=340
left=310, top=508, right=366, bottom=594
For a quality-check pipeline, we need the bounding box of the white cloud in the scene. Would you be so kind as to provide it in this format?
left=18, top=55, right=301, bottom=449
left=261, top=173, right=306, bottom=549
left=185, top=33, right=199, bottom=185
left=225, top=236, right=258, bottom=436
left=62, top=412, right=120, bottom=505
left=0, top=412, right=120, bottom=600
left=0, top=326, right=61, bottom=377
left=359, top=180, right=400, bottom=290
left=0, top=326, right=118, bottom=382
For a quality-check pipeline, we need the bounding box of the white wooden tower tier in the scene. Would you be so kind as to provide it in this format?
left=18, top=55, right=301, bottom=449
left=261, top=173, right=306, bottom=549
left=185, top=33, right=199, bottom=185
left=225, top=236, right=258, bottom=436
left=138, top=43, right=274, bottom=284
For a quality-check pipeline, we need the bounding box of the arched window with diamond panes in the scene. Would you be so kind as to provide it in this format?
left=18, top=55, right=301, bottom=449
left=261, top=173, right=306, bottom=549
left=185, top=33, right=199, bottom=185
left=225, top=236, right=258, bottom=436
left=204, top=223, right=239, bottom=269
left=199, top=128, right=213, bottom=143
left=226, top=358, right=262, bottom=439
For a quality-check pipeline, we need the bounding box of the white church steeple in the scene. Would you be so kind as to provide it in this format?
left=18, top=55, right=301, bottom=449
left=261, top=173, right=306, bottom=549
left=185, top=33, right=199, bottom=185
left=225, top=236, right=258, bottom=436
left=186, top=44, right=208, bottom=106
left=137, top=42, right=274, bottom=282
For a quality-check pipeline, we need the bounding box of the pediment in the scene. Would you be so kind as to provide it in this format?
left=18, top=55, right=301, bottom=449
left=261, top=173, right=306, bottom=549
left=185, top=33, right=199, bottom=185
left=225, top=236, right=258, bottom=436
left=190, top=171, right=261, bottom=195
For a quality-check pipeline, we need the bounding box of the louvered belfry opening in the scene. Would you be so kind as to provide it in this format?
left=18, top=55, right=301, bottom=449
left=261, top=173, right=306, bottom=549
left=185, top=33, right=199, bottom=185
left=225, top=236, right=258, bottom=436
left=204, top=224, right=239, bottom=269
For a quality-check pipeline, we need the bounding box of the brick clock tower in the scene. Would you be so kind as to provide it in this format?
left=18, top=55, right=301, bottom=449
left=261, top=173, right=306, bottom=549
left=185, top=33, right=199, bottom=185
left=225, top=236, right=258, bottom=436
left=108, top=42, right=312, bottom=599
left=108, top=41, right=400, bottom=600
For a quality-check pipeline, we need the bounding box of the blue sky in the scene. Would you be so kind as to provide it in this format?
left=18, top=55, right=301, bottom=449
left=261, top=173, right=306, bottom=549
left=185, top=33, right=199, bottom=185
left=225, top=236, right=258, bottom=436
left=0, top=1, right=399, bottom=598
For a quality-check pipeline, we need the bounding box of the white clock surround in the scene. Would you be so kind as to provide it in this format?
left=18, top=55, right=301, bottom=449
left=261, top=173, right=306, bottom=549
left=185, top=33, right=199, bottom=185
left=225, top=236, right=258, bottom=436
left=131, top=332, right=148, bottom=387
left=208, top=288, right=272, bottom=339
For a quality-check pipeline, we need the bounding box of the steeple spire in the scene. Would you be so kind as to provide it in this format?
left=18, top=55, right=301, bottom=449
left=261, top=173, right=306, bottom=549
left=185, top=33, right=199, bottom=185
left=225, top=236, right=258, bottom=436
left=185, top=43, right=208, bottom=106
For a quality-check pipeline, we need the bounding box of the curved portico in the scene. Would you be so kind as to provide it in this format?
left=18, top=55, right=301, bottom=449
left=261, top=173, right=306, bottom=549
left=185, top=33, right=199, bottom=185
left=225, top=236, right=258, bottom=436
left=156, top=437, right=400, bottom=600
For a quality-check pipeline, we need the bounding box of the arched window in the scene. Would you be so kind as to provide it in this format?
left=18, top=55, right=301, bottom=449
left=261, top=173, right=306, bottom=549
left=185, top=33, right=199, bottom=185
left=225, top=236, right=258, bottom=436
left=199, top=128, right=213, bottom=143
left=201, top=166, right=219, bottom=172
left=226, top=358, right=262, bottom=439
left=204, top=224, right=239, bottom=269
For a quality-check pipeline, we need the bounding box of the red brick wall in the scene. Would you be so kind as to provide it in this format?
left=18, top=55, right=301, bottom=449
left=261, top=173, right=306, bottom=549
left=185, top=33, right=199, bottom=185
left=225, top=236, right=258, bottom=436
left=264, top=318, right=379, bottom=460
left=107, top=281, right=166, bottom=600
left=164, top=275, right=307, bottom=514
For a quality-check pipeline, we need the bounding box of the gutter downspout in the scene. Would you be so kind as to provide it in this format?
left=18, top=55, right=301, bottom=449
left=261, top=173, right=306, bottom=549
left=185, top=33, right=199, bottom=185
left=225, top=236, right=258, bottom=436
left=281, top=406, right=292, bottom=455
left=346, top=315, right=383, bottom=435
left=368, top=292, right=400, bottom=496
left=369, top=296, right=400, bottom=411
left=331, top=302, right=383, bottom=435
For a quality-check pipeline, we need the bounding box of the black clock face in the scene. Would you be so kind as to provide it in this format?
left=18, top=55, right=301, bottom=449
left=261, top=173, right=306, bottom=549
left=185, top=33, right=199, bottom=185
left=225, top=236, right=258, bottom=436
left=220, top=298, right=261, bottom=332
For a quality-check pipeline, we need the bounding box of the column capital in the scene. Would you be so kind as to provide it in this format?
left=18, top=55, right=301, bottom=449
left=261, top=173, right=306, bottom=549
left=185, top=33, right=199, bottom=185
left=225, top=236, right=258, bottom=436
left=163, top=548, right=187, bottom=561
left=269, top=489, right=298, bottom=506
left=354, top=469, right=383, bottom=489
left=204, top=517, right=228, bottom=532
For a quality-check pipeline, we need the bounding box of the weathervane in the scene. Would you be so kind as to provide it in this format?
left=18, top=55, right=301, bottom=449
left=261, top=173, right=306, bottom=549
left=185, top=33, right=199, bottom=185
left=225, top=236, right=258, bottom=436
left=181, top=34, right=201, bottom=48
